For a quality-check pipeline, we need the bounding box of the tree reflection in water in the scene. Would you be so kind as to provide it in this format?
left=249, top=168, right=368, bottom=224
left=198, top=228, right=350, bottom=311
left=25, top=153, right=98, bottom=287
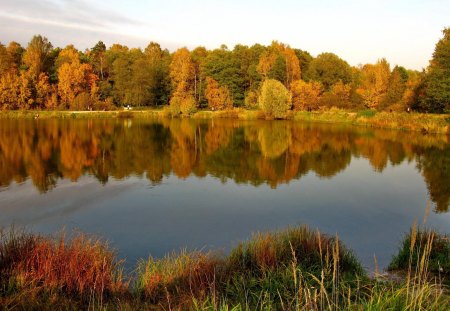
left=0, top=118, right=448, bottom=212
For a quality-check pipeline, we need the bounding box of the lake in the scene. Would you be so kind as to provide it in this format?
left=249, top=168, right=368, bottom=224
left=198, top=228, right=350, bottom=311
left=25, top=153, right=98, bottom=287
left=0, top=117, right=449, bottom=271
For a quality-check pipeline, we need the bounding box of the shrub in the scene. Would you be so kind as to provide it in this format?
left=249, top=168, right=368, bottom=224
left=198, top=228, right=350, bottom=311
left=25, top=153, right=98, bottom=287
left=259, top=79, right=291, bottom=118
left=170, top=94, right=197, bottom=116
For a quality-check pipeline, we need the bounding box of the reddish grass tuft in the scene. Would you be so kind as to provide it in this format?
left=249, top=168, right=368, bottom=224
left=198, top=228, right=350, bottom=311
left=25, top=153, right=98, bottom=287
left=0, top=230, right=125, bottom=301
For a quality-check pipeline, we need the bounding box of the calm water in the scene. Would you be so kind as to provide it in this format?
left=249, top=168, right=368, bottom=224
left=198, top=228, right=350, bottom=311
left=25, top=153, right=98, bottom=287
left=0, top=118, right=449, bottom=270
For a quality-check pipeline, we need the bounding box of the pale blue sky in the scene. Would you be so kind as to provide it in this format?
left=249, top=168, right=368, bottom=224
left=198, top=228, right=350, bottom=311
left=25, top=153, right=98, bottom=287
left=0, top=0, right=448, bottom=69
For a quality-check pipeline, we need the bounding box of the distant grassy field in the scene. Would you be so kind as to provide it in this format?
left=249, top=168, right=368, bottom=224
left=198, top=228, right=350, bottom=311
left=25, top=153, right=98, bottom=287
left=1, top=225, right=448, bottom=310
left=1, top=108, right=449, bottom=134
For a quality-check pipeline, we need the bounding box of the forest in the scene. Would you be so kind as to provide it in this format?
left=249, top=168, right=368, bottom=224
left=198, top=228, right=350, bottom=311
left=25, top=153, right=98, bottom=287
left=0, top=28, right=448, bottom=115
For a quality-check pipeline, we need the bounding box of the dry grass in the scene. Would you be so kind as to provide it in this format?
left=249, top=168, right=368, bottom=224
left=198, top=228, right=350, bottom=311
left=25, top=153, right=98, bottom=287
left=0, top=225, right=448, bottom=310
left=293, top=108, right=450, bottom=134
left=0, top=229, right=126, bottom=306
left=136, top=251, right=222, bottom=307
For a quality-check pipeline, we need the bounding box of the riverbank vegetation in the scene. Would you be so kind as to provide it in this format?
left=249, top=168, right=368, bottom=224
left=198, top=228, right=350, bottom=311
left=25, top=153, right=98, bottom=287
left=0, top=225, right=448, bottom=310
left=1, top=29, right=448, bottom=116
left=1, top=108, right=449, bottom=135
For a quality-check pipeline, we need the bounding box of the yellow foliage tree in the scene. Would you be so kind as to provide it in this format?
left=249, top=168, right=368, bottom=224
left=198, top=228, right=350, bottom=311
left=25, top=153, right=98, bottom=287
left=357, top=59, right=390, bottom=109
left=290, top=80, right=322, bottom=111
left=259, top=79, right=291, bottom=118
left=245, top=90, right=259, bottom=109
left=256, top=50, right=277, bottom=79
left=284, top=46, right=301, bottom=87
left=205, top=77, right=233, bottom=110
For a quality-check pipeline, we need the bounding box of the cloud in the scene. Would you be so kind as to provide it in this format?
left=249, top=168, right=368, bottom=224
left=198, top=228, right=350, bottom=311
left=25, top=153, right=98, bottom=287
left=1, top=0, right=141, bottom=29
left=0, top=0, right=165, bottom=49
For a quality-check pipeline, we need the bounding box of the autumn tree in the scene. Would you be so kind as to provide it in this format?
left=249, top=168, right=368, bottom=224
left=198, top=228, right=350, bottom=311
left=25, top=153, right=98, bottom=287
left=205, top=77, right=233, bottom=110
left=0, top=70, right=20, bottom=109
left=319, top=80, right=352, bottom=109
left=23, top=35, right=53, bottom=79
left=0, top=43, right=14, bottom=75
left=0, top=43, right=34, bottom=110
left=256, top=50, right=277, bottom=79
left=6, top=42, right=25, bottom=69
left=57, top=45, right=98, bottom=109
left=357, top=59, right=391, bottom=109
left=35, top=73, right=55, bottom=109
left=291, top=79, right=322, bottom=111
left=259, top=79, right=291, bottom=118
left=169, top=48, right=196, bottom=115
left=244, top=90, right=259, bottom=109
left=256, top=42, right=300, bottom=88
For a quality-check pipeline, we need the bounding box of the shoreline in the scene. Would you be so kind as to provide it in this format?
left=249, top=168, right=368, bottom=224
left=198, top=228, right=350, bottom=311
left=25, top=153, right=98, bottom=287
left=1, top=108, right=449, bottom=134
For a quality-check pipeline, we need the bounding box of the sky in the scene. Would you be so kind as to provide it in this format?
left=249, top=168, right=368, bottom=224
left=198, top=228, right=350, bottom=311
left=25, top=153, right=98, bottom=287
left=0, top=0, right=448, bottom=70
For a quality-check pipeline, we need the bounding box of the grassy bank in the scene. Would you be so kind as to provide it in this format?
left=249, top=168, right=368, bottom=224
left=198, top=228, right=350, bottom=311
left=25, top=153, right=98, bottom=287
left=1, top=226, right=448, bottom=310
left=1, top=108, right=449, bottom=134
left=293, top=109, right=450, bottom=134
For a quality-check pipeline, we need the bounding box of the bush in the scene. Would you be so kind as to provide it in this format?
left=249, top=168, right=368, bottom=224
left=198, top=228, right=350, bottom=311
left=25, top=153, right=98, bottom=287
left=259, top=79, right=291, bottom=118
left=170, top=94, right=197, bottom=116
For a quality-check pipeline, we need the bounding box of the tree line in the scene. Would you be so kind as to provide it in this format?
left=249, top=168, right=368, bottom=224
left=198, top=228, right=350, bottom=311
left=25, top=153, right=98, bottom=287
left=0, top=28, right=448, bottom=113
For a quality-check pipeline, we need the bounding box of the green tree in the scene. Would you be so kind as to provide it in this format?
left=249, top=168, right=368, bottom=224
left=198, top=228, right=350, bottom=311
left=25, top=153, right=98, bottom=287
left=202, top=47, right=245, bottom=106
left=418, top=28, right=450, bottom=113
left=90, top=41, right=107, bottom=80
left=294, top=49, right=313, bottom=80
left=306, top=52, right=352, bottom=91
left=145, top=42, right=172, bottom=105
left=382, top=65, right=408, bottom=109
left=259, top=79, right=291, bottom=118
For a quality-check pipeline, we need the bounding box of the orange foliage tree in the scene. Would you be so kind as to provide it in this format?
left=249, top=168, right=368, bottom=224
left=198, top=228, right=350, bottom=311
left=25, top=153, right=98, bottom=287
left=290, top=80, right=322, bottom=111
left=169, top=48, right=196, bottom=115
left=205, top=77, right=233, bottom=110
left=57, top=46, right=98, bottom=109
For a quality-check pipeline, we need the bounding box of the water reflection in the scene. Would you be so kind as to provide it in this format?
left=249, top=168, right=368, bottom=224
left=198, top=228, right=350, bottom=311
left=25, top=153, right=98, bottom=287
left=0, top=118, right=448, bottom=212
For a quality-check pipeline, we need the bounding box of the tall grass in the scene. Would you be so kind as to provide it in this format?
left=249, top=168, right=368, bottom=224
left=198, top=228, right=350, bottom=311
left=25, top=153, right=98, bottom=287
left=0, top=229, right=126, bottom=309
left=1, top=225, right=448, bottom=310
